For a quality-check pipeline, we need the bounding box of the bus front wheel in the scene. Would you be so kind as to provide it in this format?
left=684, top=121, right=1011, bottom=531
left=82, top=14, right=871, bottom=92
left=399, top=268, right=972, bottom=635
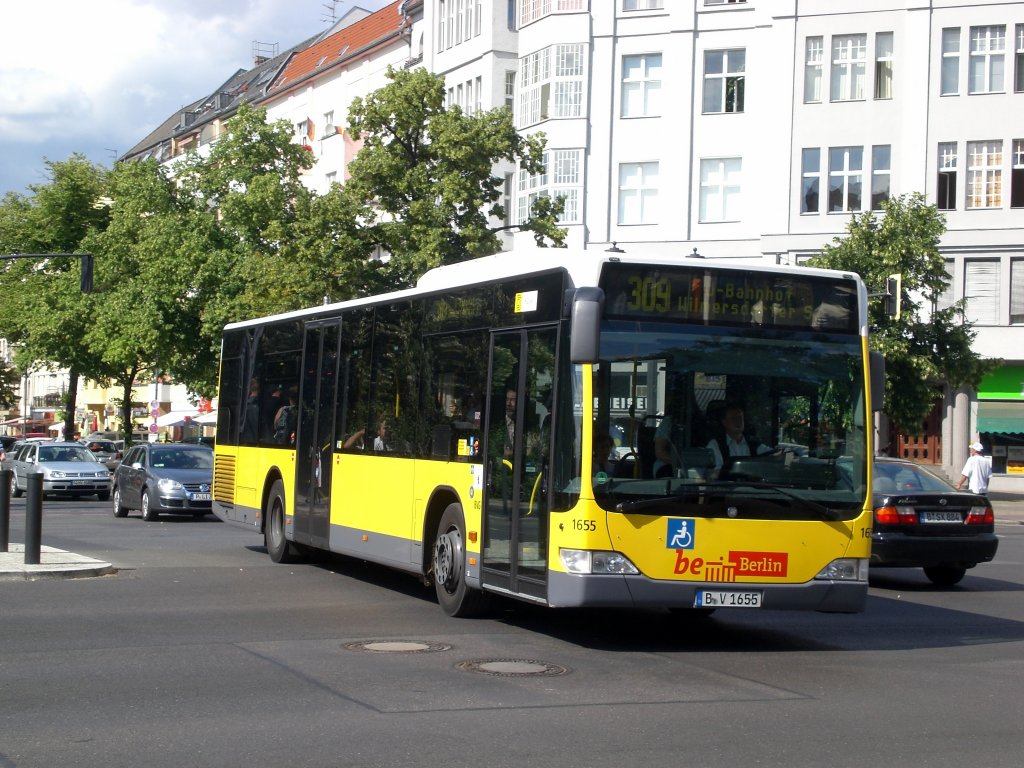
left=265, top=479, right=300, bottom=564
left=433, top=503, right=486, bottom=618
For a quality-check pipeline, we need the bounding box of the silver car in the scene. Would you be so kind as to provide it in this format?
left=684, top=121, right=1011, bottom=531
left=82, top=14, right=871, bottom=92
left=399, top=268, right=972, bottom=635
left=112, top=443, right=214, bottom=521
left=8, top=441, right=112, bottom=501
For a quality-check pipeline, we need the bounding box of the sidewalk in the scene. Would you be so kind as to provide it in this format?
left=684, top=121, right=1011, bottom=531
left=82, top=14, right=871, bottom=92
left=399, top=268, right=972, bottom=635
left=0, top=544, right=115, bottom=581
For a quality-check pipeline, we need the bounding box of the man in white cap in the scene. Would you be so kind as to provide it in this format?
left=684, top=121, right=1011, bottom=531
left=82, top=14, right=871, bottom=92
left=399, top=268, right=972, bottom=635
left=956, top=441, right=992, bottom=494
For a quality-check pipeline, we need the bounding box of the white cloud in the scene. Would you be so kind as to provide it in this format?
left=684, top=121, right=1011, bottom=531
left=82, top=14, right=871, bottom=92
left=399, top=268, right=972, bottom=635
left=0, top=0, right=386, bottom=195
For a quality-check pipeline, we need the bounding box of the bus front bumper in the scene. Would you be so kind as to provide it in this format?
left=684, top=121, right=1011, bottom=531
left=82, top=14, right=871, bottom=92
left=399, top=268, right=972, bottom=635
left=546, top=570, right=868, bottom=613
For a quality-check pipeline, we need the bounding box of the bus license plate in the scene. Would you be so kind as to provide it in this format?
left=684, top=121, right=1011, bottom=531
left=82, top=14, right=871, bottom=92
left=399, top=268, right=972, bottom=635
left=695, top=590, right=762, bottom=608
left=189, top=493, right=212, bottom=501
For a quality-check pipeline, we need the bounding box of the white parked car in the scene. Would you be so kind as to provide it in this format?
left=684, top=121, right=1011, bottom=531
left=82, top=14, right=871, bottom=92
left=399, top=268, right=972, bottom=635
left=8, top=441, right=112, bottom=501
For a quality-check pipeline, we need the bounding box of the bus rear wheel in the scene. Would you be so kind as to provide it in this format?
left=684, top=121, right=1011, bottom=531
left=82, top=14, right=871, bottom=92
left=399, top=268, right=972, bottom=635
left=433, top=503, right=486, bottom=618
left=265, top=479, right=301, bottom=564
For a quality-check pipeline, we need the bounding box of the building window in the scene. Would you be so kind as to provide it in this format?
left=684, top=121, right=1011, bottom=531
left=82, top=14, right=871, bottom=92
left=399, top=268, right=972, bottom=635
left=504, top=172, right=514, bottom=228
left=1012, top=139, right=1024, bottom=208
left=871, top=145, right=891, bottom=210
left=966, top=140, right=1003, bottom=209
left=801, top=148, right=821, bottom=214
left=704, top=0, right=747, bottom=5
left=699, top=157, right=741, bottom=223
left=804, top=36, right=823, bottom=103
left=1011, top=258, right=1024, bottom=324
left=964, top=260, right=1000, bottom=325
left=941, top=27, right=960, bottom=95
left=874, top=32, right=894, bottom=99
left=935, top=259, right=956, bottom=312
left=624, top=0, right=663, bottom=9
left=518, top=149, right=583, bottom=225
left=828, top=146, right=863, bottom=212
left=325, top=171, right=337, bottom=187
left=831, top=34, right=867, bottom=101
left=618, top=161, right=659, bottom=225
left=703, top=49, right=745, bottom=113
left=621, top=53, right=662, bottom=117
left=968, top=25, right=1005, bottom=94
left=517, top=43, right=587, bottom=127
left=937, top=142, right=958, bottom=210
left=1016, top=24, right=1024, bottom=92
left=519, top=0, right=585, bottom=27
left=505, top=70, right=516, bottom=109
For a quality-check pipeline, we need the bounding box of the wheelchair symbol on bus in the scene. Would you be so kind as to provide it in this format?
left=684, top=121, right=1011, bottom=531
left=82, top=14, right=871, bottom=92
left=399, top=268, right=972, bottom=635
left=667, top=519, right=695, bottom=550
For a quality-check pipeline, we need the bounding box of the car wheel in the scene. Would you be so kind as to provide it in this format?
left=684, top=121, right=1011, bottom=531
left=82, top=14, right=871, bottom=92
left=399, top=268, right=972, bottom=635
left=923, top=564, right=967, bottom=586
left=265, top=479, right=301, bottom=563
left=112, top=487, right=129, bottom=518
left=141, top=489, right=159, bottom=521
left=432, top=502, right=487, bottom=617
left=10, top=472, right=23, bottom=498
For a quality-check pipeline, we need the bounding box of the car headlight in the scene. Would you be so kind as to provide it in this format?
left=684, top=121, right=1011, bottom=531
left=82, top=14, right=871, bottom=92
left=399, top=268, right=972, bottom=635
left=158, top=478, right=183, bottom=492
left=815, top=558, right=868, bottom=581
left=49, top=470, right=66, bottom=478
left=560, top=548, right=640, bottom=575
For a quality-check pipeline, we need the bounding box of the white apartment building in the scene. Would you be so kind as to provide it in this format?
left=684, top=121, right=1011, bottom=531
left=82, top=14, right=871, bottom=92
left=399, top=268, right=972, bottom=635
left=119, top=0, right=1023, bottom=485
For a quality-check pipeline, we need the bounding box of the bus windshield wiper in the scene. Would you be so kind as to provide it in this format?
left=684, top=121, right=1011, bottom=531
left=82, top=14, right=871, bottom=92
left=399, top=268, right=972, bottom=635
left=705, top=480, right=843, bottom=521
left=614, top=481, right=842, bottom=520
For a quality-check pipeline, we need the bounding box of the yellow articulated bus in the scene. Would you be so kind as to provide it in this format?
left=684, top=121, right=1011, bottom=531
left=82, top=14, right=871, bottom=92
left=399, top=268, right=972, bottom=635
left=212, top=247, right=884, bottom=616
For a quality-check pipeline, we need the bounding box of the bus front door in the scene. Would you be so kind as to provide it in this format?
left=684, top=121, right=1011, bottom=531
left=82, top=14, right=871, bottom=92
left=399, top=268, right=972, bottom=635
left=482, top=327, right=556, bottom=603
left=294, top=320, right=340, bottom=551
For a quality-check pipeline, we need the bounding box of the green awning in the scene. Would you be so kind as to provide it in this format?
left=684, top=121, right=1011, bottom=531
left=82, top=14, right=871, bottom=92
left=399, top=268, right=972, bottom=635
left=977, top=402, right=1024, bottom=434
left=978, top=365, right=1024, bottom=401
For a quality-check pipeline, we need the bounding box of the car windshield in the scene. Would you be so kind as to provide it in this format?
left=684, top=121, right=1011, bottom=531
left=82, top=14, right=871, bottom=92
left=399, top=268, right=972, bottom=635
left=591, top=321, right=868, bottom=521
left=88, top=441, right=117, bottom=453
left=38, top=446, right=96, bottom=463
left=873, top=461, right=956, bottom=494
left=150, top=448, right=213, bottom=470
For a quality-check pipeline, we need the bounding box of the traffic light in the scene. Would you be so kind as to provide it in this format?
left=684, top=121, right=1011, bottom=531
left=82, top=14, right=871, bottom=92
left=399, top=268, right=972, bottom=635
left=884, top=273, right=901, bottom=319
left=80, top=253, right=94, bottom=293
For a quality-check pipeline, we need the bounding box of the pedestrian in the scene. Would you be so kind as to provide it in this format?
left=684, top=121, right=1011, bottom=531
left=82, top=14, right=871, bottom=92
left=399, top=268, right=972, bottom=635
left=955, top=441, right=992, bottom=494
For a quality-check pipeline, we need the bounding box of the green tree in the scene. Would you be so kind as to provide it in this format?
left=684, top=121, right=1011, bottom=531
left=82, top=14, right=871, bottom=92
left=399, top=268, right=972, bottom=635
left=807, top=193, right=998, bottom=432
left=81, top=158, right=223, bottom=441
left=0, top=359, right=20, bottom=411
left=0, top=155, right=109, bottom=439
left=344, top=67, right=566, bottom=288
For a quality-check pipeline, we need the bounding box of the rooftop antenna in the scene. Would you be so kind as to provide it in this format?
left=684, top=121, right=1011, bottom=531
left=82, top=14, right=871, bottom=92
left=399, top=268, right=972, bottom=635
left=321, top=1, right=339, bottom=24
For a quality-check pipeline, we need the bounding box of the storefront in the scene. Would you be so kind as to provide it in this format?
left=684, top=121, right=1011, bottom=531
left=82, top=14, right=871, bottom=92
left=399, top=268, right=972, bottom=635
left=977, top=365, right=1024, bottom=476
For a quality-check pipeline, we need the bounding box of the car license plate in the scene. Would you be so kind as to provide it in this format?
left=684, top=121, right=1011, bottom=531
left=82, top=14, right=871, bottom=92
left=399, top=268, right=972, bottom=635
left=920, top=510, right=962, bottom=523
left=73, top=480, right=92, bottom=486
left=694, top=590, right=762, bottom=608
left=189, top=493, right=212, bottom=501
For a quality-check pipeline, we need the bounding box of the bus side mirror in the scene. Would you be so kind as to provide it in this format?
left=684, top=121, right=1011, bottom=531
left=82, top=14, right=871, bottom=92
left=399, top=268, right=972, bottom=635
left=869, top=350, right=885, bottom=412
left=570, top=287, right=604, bottom=363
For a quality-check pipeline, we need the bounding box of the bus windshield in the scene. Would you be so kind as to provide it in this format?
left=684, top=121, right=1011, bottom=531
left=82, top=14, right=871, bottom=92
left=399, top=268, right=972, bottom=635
left=592, top=321, right=868, bottom=521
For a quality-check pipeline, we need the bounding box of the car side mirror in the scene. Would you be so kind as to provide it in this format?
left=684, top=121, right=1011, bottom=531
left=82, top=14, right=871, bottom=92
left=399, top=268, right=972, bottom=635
left=132, top=462, right=144, bottom=470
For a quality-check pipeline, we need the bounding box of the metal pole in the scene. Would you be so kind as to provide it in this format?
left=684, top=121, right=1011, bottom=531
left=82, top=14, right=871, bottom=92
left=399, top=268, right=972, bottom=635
left=0, top=468, right=10, bottom=552
left=24, top=471, right=43, bottom=565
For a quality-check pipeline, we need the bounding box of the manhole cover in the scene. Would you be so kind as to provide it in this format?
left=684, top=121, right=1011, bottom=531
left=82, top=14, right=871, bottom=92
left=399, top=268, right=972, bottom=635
left=456, top=658, right=570, bottom=677
left=343, top=640, right=452, bottom=654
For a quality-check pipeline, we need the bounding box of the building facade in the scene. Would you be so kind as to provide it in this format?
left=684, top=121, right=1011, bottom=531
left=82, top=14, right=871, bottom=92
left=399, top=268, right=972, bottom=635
left=118, top=0, right=1023, bottom=485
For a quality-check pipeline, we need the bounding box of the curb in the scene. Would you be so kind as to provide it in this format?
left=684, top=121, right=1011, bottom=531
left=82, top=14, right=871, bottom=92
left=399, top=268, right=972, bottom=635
left=0, top=544, right=116, bottom=581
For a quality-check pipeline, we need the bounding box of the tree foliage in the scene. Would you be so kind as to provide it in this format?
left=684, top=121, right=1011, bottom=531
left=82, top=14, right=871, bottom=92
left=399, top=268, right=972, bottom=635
left=806, top=194, right=998, bottom=431
left=345, top=67, right=565, bottom=287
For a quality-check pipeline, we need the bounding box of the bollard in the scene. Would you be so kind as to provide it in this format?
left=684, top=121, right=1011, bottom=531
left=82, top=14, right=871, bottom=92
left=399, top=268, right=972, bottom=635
left=24, top=471, right=43, bottom=565
left=0, top=468, right=10, bottom=553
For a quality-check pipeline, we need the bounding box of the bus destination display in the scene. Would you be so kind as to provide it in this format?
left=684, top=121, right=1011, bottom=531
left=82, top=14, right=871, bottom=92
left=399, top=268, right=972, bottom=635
left=601, top=263, right=857, bottom=332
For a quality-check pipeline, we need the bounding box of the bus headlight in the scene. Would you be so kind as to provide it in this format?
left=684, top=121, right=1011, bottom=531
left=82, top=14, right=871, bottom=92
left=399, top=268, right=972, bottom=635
left=815, top=558, right=868, bottom=581
left=560, top=549, right=639, bottom=575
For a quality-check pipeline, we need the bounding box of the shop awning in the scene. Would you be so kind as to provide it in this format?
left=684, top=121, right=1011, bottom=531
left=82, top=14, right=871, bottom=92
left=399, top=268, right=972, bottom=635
left=193, top=411, right=217, bottom=425
left=155, top=410, right=199, bottom=428
left=977, top=402, right=1024, bottom=434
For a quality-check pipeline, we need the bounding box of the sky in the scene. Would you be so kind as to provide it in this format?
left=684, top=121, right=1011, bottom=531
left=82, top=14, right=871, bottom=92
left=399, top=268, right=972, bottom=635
left=0, top=0, right=389, bottom=198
